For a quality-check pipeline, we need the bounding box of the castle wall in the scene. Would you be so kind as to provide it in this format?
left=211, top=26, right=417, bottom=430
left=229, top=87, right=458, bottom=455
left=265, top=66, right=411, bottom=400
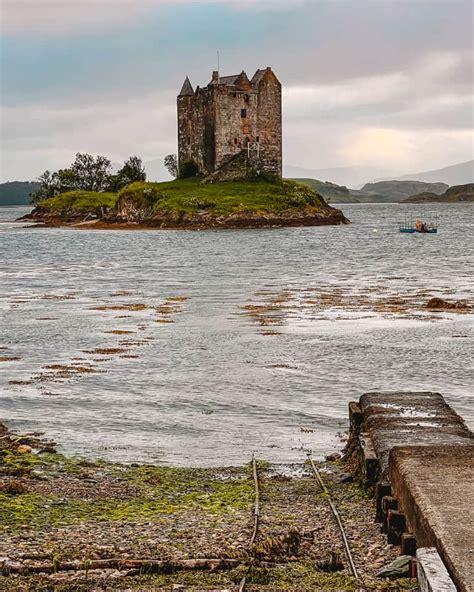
left=177, top=89, right=215, bottom=176
left=255, top=71, right=282, bottom=177
left=214, top=87, right=258, bottom=170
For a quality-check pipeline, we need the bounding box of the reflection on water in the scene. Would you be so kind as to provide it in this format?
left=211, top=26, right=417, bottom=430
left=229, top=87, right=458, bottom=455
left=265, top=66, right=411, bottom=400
left=1, top=203, right=473, bottom=465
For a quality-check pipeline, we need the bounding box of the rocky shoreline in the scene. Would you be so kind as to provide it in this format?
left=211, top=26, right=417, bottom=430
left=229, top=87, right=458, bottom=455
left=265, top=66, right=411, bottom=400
left=0, top=422, right=417, bottom=591
left=21, top=205, right=349, bottom=230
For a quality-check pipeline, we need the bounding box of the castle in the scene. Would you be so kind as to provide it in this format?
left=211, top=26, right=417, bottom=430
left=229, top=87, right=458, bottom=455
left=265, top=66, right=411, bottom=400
left=177, top=67, right=282, bottom=180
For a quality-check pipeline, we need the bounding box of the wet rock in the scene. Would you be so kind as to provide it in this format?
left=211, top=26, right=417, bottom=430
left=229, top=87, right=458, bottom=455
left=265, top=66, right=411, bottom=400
left=17, top=445, right=32, bottom=454
left=325, top=453, right=342, bottom=462
left=426, top=297, right=468, bottom=310
left=377, top=555, right=412, bottom=579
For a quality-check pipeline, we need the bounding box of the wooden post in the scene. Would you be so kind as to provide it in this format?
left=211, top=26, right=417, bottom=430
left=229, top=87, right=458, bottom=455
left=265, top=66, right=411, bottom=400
left=387, top=510, right=406, bottom=545
left=381, top=496, right=398, bottom=534
left=358, top=432, right=379, bottom=486
left=401, top=533, right=417, bottom=556
left=375, top=481, right=392, bottom=522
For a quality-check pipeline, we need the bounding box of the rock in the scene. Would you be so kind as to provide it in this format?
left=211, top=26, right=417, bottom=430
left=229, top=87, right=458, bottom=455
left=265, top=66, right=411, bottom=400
left=377, top=555, right=412, bottom=579
left=336, top=472, right=353, bottom=484
left=17, top=444, right=32, bottom=454
left=426, top=297, right=468, bottom=310
left=325, top=452, right=342, bottom=462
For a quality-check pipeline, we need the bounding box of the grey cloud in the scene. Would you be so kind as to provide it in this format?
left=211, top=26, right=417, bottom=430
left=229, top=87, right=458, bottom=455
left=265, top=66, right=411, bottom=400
left=1, top=0, right=473, bottom=181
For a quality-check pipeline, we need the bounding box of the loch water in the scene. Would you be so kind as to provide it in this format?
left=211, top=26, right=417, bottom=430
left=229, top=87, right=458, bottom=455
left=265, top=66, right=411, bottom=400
left=1, top=203, right=473, bottom=465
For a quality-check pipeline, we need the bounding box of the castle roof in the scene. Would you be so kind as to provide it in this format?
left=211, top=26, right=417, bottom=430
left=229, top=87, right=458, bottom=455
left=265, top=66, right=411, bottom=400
left=251, top=67, right=279, bottom=86
left=209, top=74, right=240, bottom=86
left=251, top=69, right=266, bottom=85
left=179, top=76, right=194, bottom=96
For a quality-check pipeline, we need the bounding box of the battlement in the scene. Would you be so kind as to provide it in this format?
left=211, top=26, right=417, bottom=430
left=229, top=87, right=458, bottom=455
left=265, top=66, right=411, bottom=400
left=177, top=67, right=282, bottom=178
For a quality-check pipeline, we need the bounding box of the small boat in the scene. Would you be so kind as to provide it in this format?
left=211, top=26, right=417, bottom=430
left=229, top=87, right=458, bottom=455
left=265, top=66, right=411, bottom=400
left=399, top=213, right=438, bottom=234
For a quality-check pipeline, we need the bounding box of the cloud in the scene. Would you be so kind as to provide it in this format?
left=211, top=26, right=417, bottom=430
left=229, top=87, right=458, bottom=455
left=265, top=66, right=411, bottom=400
left=1, top=0, right=303, bottom=34
left=1, top=90, right=177, bottom=179
left=1, top=0, right=473, bottom=181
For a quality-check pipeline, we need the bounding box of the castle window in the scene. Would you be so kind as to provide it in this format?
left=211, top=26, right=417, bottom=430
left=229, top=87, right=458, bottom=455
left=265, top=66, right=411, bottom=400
left=256, top=136, right=260, bottom=143
left=234, top=138, right=238, bottom=145
left=187, top=137, right=191, bottom=146
left=241, top=108, right=247, bottom=118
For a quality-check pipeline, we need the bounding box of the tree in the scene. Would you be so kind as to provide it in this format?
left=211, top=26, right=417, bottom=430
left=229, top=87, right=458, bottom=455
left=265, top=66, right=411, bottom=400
left=118, top=156, right=146, bottom=184
left=31, top=153, right=148, bottom=204
left=164, top=154, right=178, bottom=178
left=54, top=168, right=76, bottom=193
left=31, top=171, right=56, bottom=204
left=70, top=153, right=112, bottom=192
left=31, top=168, right=77, bottom=203
left=107, top=156, right=147, bottom=192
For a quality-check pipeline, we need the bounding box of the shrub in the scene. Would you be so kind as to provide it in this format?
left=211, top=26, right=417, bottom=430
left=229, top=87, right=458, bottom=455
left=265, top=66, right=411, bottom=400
left=117, top=182, right=164, bottom=208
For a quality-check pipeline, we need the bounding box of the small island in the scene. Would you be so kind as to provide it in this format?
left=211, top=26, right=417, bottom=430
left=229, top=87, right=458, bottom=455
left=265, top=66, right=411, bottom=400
left=21, top=67, right=348, bottom=230
left=24, top=176, right=348, bottom=230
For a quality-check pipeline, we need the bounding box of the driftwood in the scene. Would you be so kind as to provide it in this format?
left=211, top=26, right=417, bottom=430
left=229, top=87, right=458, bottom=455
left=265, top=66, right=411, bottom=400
left=1, top=557, right=239, bottom=576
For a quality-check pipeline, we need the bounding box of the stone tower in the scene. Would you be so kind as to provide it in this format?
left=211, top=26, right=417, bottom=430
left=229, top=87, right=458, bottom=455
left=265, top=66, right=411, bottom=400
left=177, top=67, right=282, bottom=178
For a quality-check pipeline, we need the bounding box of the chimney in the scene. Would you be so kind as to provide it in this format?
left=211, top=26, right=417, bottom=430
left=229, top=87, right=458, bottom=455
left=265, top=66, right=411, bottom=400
left=212, top=71, right=219, bottom=82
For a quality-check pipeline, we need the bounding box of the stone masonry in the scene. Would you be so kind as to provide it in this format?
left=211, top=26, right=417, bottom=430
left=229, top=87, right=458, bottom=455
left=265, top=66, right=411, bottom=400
left=177, top=67, right=282, bottom=178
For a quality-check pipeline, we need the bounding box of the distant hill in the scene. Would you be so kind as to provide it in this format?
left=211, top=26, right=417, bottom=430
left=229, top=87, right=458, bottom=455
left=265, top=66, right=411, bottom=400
left=377, top=160, right=473, bottom=186
left=289, top=178, right=359, bottom=203
left=402, top=183, right=474, bottom=203
left=285, top=159, right=473, bottom=189
left=360, top=180, right=448, bottom=201
left=0, top=181, right=39, bottom=206
left=285, top=165, right=396, bottom=189
left=292, top=179, right=428, bottom=203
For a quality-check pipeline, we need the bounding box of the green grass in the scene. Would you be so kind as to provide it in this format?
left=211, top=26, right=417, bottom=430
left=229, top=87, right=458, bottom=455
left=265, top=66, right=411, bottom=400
left=40, top=190, right=118, bottom=212
left=120, top=178, right=325, bottom=214
left=39, top=178, right=326, bottom=215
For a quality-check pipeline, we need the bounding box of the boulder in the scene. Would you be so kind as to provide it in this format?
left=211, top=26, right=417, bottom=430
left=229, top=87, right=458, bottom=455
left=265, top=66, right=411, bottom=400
left=377, top=555, right=412, bottom=579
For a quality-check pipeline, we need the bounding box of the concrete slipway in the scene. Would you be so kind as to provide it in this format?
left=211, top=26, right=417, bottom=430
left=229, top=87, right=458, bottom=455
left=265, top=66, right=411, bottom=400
left=348, top=391, right=473, bottom=591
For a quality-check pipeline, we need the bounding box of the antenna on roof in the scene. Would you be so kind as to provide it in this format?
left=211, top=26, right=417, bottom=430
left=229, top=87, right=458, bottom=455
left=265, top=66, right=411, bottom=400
left=217, top=50, right=220, bottom=84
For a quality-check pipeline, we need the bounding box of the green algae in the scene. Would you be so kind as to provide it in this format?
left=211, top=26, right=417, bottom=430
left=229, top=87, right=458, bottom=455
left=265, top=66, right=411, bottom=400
left=0, top=454, right=253, bottom=530
left=0, top=569, right=419, bottom=592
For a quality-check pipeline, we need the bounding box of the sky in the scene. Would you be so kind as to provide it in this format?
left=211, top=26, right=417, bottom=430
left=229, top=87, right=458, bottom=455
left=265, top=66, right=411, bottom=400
left=0, top=0, right=473, bottom=182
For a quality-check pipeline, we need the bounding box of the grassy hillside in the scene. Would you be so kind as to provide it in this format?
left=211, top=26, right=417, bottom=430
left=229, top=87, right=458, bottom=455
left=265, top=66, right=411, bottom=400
left=288, top=178, right=356, bottom=203
left=40, top=190, right=118, bottom=211
left=39, top=178, right=327, bottom=215
left=0, top=181, right=39, bottom=206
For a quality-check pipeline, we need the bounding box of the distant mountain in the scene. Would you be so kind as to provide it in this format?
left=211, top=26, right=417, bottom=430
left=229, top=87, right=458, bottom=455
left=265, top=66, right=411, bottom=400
left=402, top=183, right=474, bottom=203
left=377, top=160, right=473, bottom=186
left=360, top=180, right=448, bottom=201
left=284, top=165, right=396, bottom=189
left=0, top=181, right=39, bottom=206
left=285, top=160, right=473, bottom=189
